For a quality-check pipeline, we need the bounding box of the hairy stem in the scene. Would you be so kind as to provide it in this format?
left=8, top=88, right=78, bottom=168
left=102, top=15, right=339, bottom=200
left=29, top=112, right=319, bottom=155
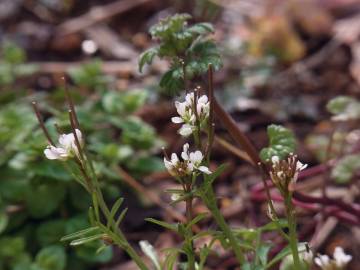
left=285, top=195, right=302, bottom=270
left=203, top=187, right=246, bottom=265
left=185, top=194, right=196, bottom=270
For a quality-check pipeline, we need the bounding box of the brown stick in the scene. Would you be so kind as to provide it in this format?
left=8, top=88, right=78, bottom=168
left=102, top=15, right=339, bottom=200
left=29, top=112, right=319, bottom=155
left=56, top=0, right=152, bottom=36
left=31, top=102, right=55, bottom=146
left=213, top=98, right=261, bottom=166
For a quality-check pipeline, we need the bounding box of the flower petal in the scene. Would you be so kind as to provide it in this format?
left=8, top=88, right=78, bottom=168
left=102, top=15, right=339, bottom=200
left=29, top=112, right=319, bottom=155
left=179, top=124, right=193, bottom=137
left=190, top=150, right=203, bottom=164
left=171, top=117, right=184, bottom=124
left=198, top=165, right=211, bottom=174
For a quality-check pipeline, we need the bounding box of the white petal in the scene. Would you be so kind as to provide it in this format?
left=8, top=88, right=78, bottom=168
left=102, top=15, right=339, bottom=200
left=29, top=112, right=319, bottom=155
left=186, top=162, right=194, bottom=173
left=190, top=151, right=203, bottom=164
left=198, top=165, right=211, bottom=174
left=334, top=247, right=352, bottom=267
left=171, top=116, right=184, bottom=124
left=44, top=146, right=68, bottom=161
left=185, top=93, right=194, bottom=105
left=175, top=101, right=186, bottom=116
left=179, top=124, right=193, bottom=137
left=181, top=143, right=190, bottom=160
left=75, top=129, right=83, bottom=146
left=271, top=156, right=280, bottom=164
left=164, top=158, right=173, bottom=171
left=296, top=160, right=307, bottom=171
left=314, top=255, right=330, bottom=268
left=170, top=153, right=179, bottom=164
left=59, top=133, right=74, bottom=151
left=198, top=95, right=208, bottom=104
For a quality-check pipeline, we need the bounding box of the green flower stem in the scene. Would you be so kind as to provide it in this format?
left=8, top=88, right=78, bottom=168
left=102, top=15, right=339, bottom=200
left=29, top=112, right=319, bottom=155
left=185, top=184, right=196, bottom=270
left=77, top=155, right=149, bottom=270
left=95, top=188, right=149, bottom=270
left=285, top=195, right=302, bottom=270
left=203, top=187, right=246, bottom=266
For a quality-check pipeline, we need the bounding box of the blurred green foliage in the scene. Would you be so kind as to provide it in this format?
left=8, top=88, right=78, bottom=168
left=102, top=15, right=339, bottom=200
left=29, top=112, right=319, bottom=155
left=139, top=13, right=221, bottom=95
left=0, top=44, right=164, bottom=270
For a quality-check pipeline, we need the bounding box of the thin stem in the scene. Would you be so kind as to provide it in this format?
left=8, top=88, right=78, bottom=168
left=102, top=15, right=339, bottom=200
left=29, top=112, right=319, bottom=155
left=31, top=101, right=55, bottom=145
left=285, top=195, right=302, bottom=270
left=185, top=189, right=196, bottom=270
left=203, top=187, right=246, bottom=265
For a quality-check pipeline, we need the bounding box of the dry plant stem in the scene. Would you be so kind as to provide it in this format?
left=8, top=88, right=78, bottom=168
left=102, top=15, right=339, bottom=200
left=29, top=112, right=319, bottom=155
left=205, top=64, right=215, bottom=161
left=31, top=102, right=55, bottom=145
left=213, top=98, right=261, bottom=166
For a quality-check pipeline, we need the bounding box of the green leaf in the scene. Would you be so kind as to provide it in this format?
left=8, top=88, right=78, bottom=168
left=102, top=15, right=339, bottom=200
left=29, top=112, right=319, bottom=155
left=139, top=48, right=159, bottom=72
left=2, top=42, right=26, bottom=64
left=186, top=212, right=208, bottom=230
left=61, top=227, right=100, bottom=242
left=75, top=240, right=112, bottom=263
left=115, top=208, right=128, bottom=227
left=159, top=69, right=184, bottom=96
left=26, top=182, right=66, bottom=218
left=36, top=219, right=67, bottom=246
left=331, top=154, right=360, bottom=184
left=326, top=96, right=356, bottom=114
left=102, top=90, right=148, bottom=114
left=107, top=197, right=124, bottom=228
left=127, top=156, right=164, bottom=174
left=0, top=210, right=8, bottom=234
left=260, top=124, right=296, bottom=162
left=149, top=13, right=192, bottom=39
left=0, top=236, right=25, bottom=257
left=35, top=245, right=66, bottom=270
left=256, top=244, right=271, bottom=266
left=187, top=23, right=214, bottom=35
left=187, top=40, right=222, bottom=75
left=145, top=218, right=178, bottom=232
left=70, top=234, right=104, bottom=246
left=326, top=95, right=360, bottom=121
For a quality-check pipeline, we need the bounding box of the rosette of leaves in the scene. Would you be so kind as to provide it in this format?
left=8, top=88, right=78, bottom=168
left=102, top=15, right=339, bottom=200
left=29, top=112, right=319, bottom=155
left=326, top=95, right=360, bottom=121
left=260, top=124, right=296, bottom=162
left=139, top=13, right=222, bottom=95
left=331, top=154, right=360, bottom=184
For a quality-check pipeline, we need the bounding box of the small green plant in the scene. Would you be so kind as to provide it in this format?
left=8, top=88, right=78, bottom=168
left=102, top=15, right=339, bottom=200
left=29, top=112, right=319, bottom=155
left=139, top=13, right=221, bottom=95
left=0, top=42, right=37, bottom=86
left=30, top=14, right=355, bottom=270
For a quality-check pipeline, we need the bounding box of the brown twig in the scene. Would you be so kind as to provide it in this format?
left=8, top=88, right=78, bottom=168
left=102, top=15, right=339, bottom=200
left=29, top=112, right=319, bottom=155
left=31, top=101, right=55, bottom=145
left=213, top=97, right=261, bottom=166
left=56, top=0, right=152, bottom=36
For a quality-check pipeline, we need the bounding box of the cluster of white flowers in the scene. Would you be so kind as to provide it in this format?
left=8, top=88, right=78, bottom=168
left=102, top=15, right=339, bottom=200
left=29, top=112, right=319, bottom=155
left=164, top=143, right=211, bottom=178
left=171, top=92, right=210, bottom=137
left=44, top=129, right=83, bottom=161
left=315, top=247, right=352, bottom=270
left=270, top=154, right=307, bottom=185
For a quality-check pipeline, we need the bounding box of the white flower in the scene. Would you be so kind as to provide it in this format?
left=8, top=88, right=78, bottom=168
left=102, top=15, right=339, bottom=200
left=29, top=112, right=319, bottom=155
left=44, top=129, right=83, bottom=161
left=315, top=247, right=352, bottom=270
left=44, top=146, right=68, bottom=161
left=171, top=92, right=210, bottom=137
left=163, top=143, right=211, bottom=177
left=315, top=255, right=331, bottom=269
left=333, top=247, right=352, bottom=268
